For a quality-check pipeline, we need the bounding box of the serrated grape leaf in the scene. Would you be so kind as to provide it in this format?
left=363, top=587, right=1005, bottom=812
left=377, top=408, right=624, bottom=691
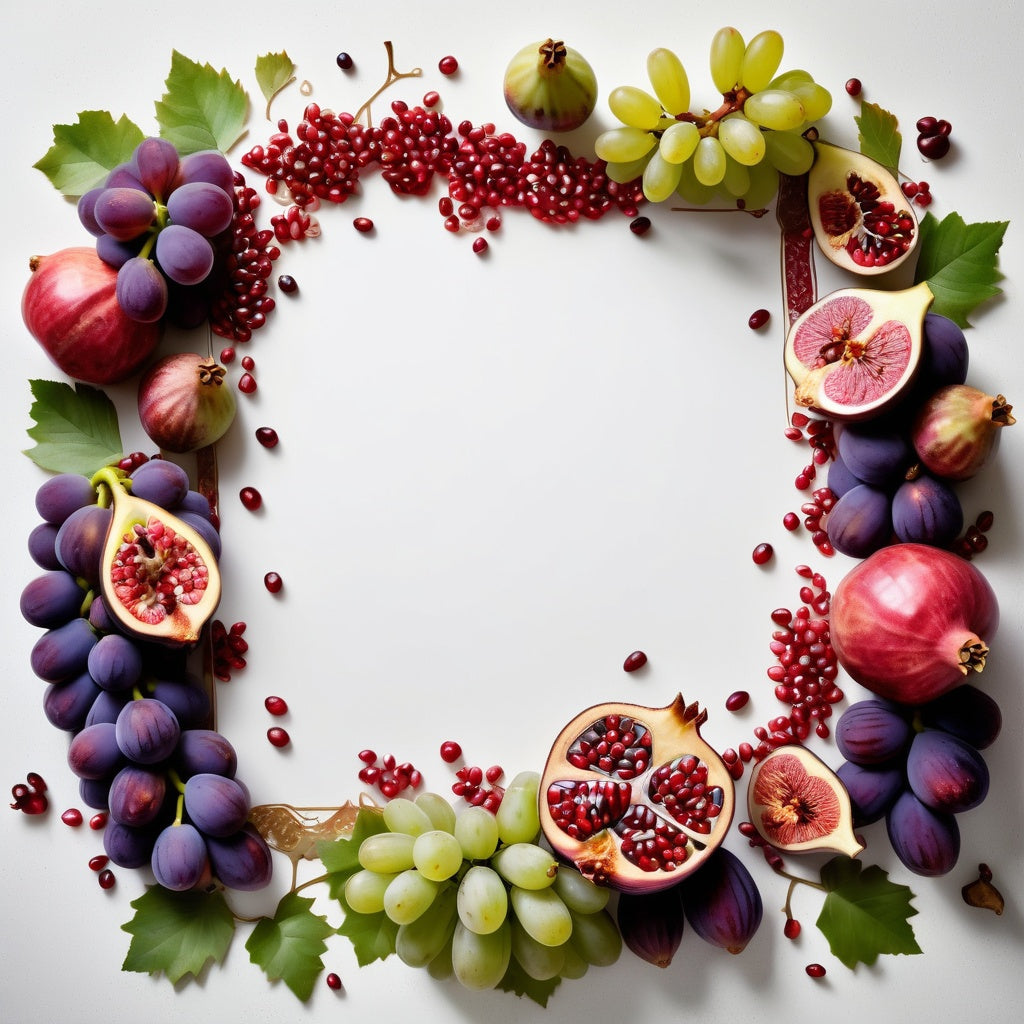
left=336, top=905, right=399, bottom=966
left=33, top=111, right=145, bottom=197
left=23, top=379, right=123, bottom=475
left=246, top=892, right=336, bottom=1001
left=121, top=886, right=236, bottom=984
left=317, top=805, right=386, bottom=900
left=816, top=856, right=921, bottom=969
left=498, top=956, right=562, bottom=1007
left=255, top=52, right=296, bottom=118
left=914, top=211, right=1009, bottom=326
left=856, top=100, right=902, bottom=176
left=155, top=50, right=249, bottom=155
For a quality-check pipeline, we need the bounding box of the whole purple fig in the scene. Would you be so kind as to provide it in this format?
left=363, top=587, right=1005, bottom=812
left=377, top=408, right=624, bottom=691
left=679, top=847, right=762, bottom=954
left=616, top=884, right=685, bottom=968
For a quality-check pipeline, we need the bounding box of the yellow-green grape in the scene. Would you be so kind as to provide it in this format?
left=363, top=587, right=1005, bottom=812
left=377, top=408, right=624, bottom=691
left=383, top=797, right=434, bottom=836
left=675, top=160, right=717, bottom=204
left=718, top=115, right=767, bottom=166
left=594, top=126, right=657, bottom=164
left=643, top=149, right=684, bottom=202
left=451, top=919, right=512, bottom=990
left=743, top=89, right=805, bottom=131
left=494, top=770, right=540, bottom=845
left=413, top=828, right=465, bottom=881
left=559, top=939, right=590, bottom=979
left=646, top=47, right=690, bottom=115
left=414, top=791, right=457, bottom=833
left=605, top=155, right=653, bottom=184
left=357, top=831, right=416, bottom=873
left=395, top=883, right=458, bottom=968
left=490, top=842, right=559, bottom=889
left=454, top=804, right=500, bottom=860
left=720, top=156, right=751, bottom=198
left=344, top=868, right=398, bottom=914
left=509, top=885, right=573, bottom=946
left=658, top=121, right=700, bottom=164
left=710, top=26, right=745, bottom=92
left=552, top=866, right=611, bottom=915
left=693, top=136, right=727, bottom=186
left=567, top=908, right=622, bottom=966
left=764, top=130, right=815, bottom=175
left=384, top=868, right=441, bottom=925
left=510, top=917, right=566, bottom=981
left=608, top=85, right=664, bottom=130
left=426, top=930, right=455, bottom=980
left=788, top=79, right=832, bottom=122
left=740, top=30, right=784, bottom=92
left=740, top=158, right=782, bottom=208
left=456, top=864, right=508, bottom=934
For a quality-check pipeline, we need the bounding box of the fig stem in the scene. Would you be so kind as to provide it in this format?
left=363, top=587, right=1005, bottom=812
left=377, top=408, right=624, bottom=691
left=771, top=863, right=827, bottom=893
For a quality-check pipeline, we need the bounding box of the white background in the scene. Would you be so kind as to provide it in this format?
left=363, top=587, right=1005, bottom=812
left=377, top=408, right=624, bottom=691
left=2, top=1, right=1022, bottom=1021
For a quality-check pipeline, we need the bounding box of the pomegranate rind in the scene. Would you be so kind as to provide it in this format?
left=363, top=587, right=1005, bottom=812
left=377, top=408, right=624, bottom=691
left=539, top=695, right=735, bottom=893
left=746, top=746, right=863, bottom=857
left=808, top=142, right=919, bottom=276
left=784, top=282, right=931, bottom=421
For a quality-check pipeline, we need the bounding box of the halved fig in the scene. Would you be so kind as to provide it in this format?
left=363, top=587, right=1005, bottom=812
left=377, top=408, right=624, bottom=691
left=100, top=483, right=221, bottom=647
left=539, top=695, right=735, bottom=893
left=747, top=745, right=863, bottom=857
left=784, top=282, right=932, bottom=421
left=808, top=142, right=919, bottom=275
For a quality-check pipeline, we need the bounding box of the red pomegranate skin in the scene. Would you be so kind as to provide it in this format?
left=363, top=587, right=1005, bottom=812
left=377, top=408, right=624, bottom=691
left=22, top=247, right=161, bottom=384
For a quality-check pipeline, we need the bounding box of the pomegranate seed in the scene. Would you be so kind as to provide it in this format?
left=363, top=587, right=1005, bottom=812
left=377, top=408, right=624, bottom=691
left=353, top=216, right=374, bottom=232
left=752, top=542, right=774, bottom=565
left=472, top=237, right=488, bottom=254
left=241, top=355, right=255, bottom=372
left=98, top=869, right=116, bottom=890
left=485, top=215, right=502, bottom=231
left=267, top=726, right=291, bottom=748
left=485, top=765, right=504, bottom=784
left=629, top=216, right=652, bottom=235
left=89, top=812, right=107, bottom=830
left=264, top=695, right=288, bottom=716
left=238, top=372, right=257, bottom=394
left=805, top=963, right=826, bottom=978
left=783, top=512, right=800, bottom=531
left=326, top=972, right=343, bottom=990
left=976, top=510, right=994, bottom=532
left=255, top=426, right=280, bottom=448
left=264, top=572, right=283, bottom=593
left=220, top=346, right=236, bottom=364
left=336, top=53, right=354, bottom=71
left=438, top=55, right=459, bottom=75
left=748, top=308, right=770, bottom=330
left=61, top=808, right=83, bottom=827
left=726, top=691, right=750, bottom=712
left=845, top=78, right=862, bottom=96
left=423, top=90, right=440, bottom=107
left=784, top=918, right=802, bottom=939
left=623, top=650, right=648, bottom=672
left=440, top=740, right=462, bottom=763
left=240, top=486, right=263, bottom=511
left=88, top=855, right=109, bottom=872
left=358, top=749, right=377, bottom=764
left=278, top=274, right=298, bottom=294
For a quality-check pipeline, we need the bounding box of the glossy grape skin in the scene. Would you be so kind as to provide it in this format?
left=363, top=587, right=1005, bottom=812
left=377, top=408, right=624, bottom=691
left=906, top=730, right=989, bottom=813
left=104, top=819, right=160, bottom=868
left=97, top=233, right=142, bottom=269
left=891, top=474, right=963, bottom=546
left=154, top=224, right=215, bottom=285
left=20, top=570, right=86, bottom=628
left=132, top=137, right=181, bottom=200
left=107, top=765, right=168, bottom=827
left=184, top=774, right=250, bottom=837
left=115, top=698, right=181, bottom=764
left=67, top=721, right=124, bottom=780
left=175, top=729, right=237, bottom=778
left=174, top=489, right=214, bottom=521
left=28, top=522, right=62, bottom=569
left=824, top=483, right=893, bottom=558
left=43, top=670, right=102, bottom=731
left=835, top=699, right=913, bottom=765
left=87, top=595, right=116, bottom=633
left=205, top=827, right=274, bottom=891
left=93, top=187, right=157, bottom=241
left=836, top=760, right=904, bottom=827
left=31, top=617, right=98, bottom=683
left=79, top=776, right=113, bottom=810
left=825, top=450, right=862, bottom=499
left=886, top=789, right=960, bottom=876
left=77, top=186, right=106, bottom=236
left=918, top=684, right=1001, bottom=749
left=55, top=505, right=112, bottom=585
left=152, top=823, right=209, bottom=891
left=837, top=424, right=913, bottom=487
left=130, top=459, right=190, bottom=508
left=35, top=473, right=96, bottom=525
left=166, top=181, right=234, bottom=237
left=179, top=149, right=235, bottom=194
left=116, top=256, right=168, bottom=322
left=177, top=510, right=222, bottom=560
left=88, top=633, right=144, bottom=693
left=105, top=162, right=147, bottom=191
left=85, top=689, right=129, bottom=727
left=149, top=678, right=211, bottom=729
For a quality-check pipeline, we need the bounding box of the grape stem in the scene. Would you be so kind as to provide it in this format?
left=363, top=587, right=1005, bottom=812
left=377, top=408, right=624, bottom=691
left=675, top=87, right=752, bottom=137
left=352, top=41, right=422, bottom=127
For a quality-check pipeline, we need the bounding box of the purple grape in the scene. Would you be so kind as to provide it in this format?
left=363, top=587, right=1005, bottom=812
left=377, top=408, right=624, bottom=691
left=175, top=729, right=237, bottom=779
left=679, top=847, right=762, bottom=954
left=886, top=790, right=960, bottom=876
left=43, top=670, right=102, bottom=732
left=115, top=698, right=181, bottom=764
left=179, top=149, right=235, bottom=194
left=184, top=773, right=250, bottom=837
left=87, top=595, right=116, bottom=633
left=104, top=820, right=160, bottom=868
left=166, top=181, right=234, bottom=237
left=87, top=633, right=144, bottom=693
left=835, top=699, right=913, bottom=766
left=108, top=765, right=168, bottom=827
left=35, top=473, right=96, bottom=525
left=77, top=186, right=107, bottom=236
left=67, top=722, right=124, bottom=780
left=918, top=684, right=1001, bottom=749
left=80, top=776, right=113, bottom=810
left=93, top=186, right=157, bottom=241
left=132, top=137, right=181, bottom=200
left=129, top=458, right=190, bottom=508
left=836, top=760, right=904, bottom=827
left=20, top=570, right=86, bottom=628
left=86, top=689, right=129, bottom=727
left=824, top=483, right=893, bottom=558
left=825, top=449, right=862, bottom=499
left=906, top=730, right=989, bottom=813
left=177, top=510, right=221, bottom=559
left=174, top=489, right=213, bottom=521
left=28, top=522, right=62, bottom=570
left=205, top=827, right=274, bottom=891
left=837, top=424, right=913, bottom=487
left=55, top=505, right=113, bottom=585
left=155, top=224, right=215, bottom=285
left=116, top=256, right=168, bottom=322
left=31, top=617, right=98, bottom=682
left=891, top=474, right=963, bottom=546
left=96, top=232, right=144, bottom=270
left=105, top=162, right=147, bottom=191
left=149, top=678, right=211, bottom=729
left=152, top=822, right=209, bottom=891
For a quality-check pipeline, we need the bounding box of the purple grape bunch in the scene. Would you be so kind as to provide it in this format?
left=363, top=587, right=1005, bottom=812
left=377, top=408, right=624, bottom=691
left=22, top=460, right=273, bottom=893
left=835, top=685, right=1001, bottom=876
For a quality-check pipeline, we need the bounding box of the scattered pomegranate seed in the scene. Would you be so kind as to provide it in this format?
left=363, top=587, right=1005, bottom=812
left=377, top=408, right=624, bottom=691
left=238, top=372, right=257, bottom=394
left=220, top=346, right=236, bottom=364
left=264, top=695, right=288, bottom=716
left=9, top=773, right=48, bottom=814
left=472, top=237, right=488, bottom=254
left=748, top=308, right=771, bottom=330
left=629, top=215, right=652, bottom=235
left=623, top=650, right=648, bottom=672
left=240, top=486, right=263, bottom=511
left=255, top=426, right=280, bottom=448
left=805, top=963, right=826, bottom=978
left=336, top=53, right=354, bottom=71
left=98, top=869, right=116, bottom=890
left=726, top=691, right=750, bottom=712
left=485, top=765, right=504, bottom=784
left=440, top=740, right=462, bottom=763
left=752, top=542, right=774, bottom=565
left=264, top=572, right=283, bottom=594
left=89, top=812, right=107, bottom=830
left=485, top=215, right=502, bottom=231
left=784, top=918, right=802, bottom=939
left=88, top=855, right=109, bottom=872
left=277, top=274, right=298, bottom=294
left=326, top=972, right=343, bottom=990
left=61, top=808, right=83, bottom=827
left=423, top=90, right=440, bottom=107
left=782, top=512, right=800, bottom=531
left=438, top=55, right=459, bottom=75
left=353, top=216, right=374, bottom=233
left=845, top=78, right=862, bottom=96
left=267, top=727, right=291, bottom=748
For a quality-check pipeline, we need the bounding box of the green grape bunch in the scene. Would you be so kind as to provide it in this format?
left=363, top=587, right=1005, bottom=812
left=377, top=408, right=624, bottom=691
left=595, top=28, right=832, bottom=207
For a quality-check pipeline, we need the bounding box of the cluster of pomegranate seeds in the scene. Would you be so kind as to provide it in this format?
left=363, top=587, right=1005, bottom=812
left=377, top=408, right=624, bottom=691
left=783, top=412, right=837, bottom=557
left=647, top=755, right=724, bottom=834
left=451, top=764, right=505, bottom=810
left=357, top=749, right=423, bottom=799
left=844, top=173, right=916, bottom=268
left=953, top=509, right=995, bottom=560
left=901, top=180, right=933, bottom=208
left=566, top=714, right=652, bottom=779
left=210, top=620, right=248, bottom=681
left=9, top=772, right=48, bottom=814
left=916, top=116, right=952, bottom=159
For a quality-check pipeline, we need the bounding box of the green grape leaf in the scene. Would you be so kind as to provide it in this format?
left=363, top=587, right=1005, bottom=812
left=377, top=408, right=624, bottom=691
left=121, top=886, right=236, bottom=984
left=856, top=100, right=902, bottom=176
left=246, top=892, right=336, bottom=1001
left=317, top=805, right=386, bottom=900
left=498, top=956, right=562, bottom=1007
left=914, top=211, right=1009, bottom=326
left=33, top=110, right=145, bottom=197
left=155, top=50, right=249, bottom=155
left=255, top=52, right=297, bottom=118
left=23, top=379, right=123, bottom=475
left=816, top=856, right=921, bottom=969
left=335, top=905, right=398, bottom=966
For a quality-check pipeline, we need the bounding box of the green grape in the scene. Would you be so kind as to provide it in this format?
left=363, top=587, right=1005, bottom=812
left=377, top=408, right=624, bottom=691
left=509, top=885, right=573, bottom=947
left=426, top=931, right=454, bottom=980
left=739, top=158, right=782, bottom=207
left=709, top=26, right=745, bottom=92
left=594, top=126, right=657, bottom=164
left=788, top=79, right=832, bottom=121
left=675, top=160, right=717, bottom=204
left=740, top=30, right=784, bottom=92
left=718, top=115, right=766, bottom=166
left=559, top=938, right=590, bottom=979
left=395, top=882, right=458, bottom=967
left=414, top=791, right=457, bottom=833
left=608, top=85, right=664, bottom=130
left=457, top=864, right=508, bottom=934
left=383, top=797, right=434, bottom=837
left=693, top=136, right=727, bottom=186
left=490, top=842, right=559, bottom=890
left=643, top=149, right=684, bottom=202
left=743, top=89, right=805, bottom=131
left=605, top=155, right=652, bottom=184
left=764, top=130, right=815, bottom=175
left=567, top=908, right=622, bottom=966
left=357, top=831, right=416, bottom=873
left=384, top=868, right=441, bottom=925
left=720, top=156, right=751, bottom=197
left=552, top=865, right=610, bottom=915
left=454, top=804, right=500, bottom=860
left=495, top=771, right=541, bottom=844
left=647, top=47, right=690, bottom=115
left=510, top=917, right=566, bottom=981
left=413, top=828, right=465, bottom=881
left=769, top=69, right=813, bottom=89
left=344, top=868, right=398, bottom=914
left=658, top=121, right=700, bottom=164
left=451, top=919, right=512, bottom=990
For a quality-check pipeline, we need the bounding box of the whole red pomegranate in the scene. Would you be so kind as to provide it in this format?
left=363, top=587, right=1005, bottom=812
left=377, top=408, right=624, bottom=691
left=22, top=247, right=161, bottom=384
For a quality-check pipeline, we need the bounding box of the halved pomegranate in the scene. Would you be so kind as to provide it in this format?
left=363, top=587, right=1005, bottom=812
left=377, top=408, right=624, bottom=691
left=539, top=695, right=735, bottom=893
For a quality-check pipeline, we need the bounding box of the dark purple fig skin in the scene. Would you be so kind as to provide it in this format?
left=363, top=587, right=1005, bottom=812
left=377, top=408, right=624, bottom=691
left=151, top=822, right=209, bottom=891
left=837, top=760, right=905, bottom=827
left=20, top=570, right=87, bottom=629
left=825, top=483, right=893, bottom=558
left=107, top=764, right=168, bottom=827
left=837, top=424, right=914, bottom=487
left=891, top=473, right=963, bottom=546
left=55, top=504, right=113, bottom=586
left=43, top=670, right=102, bottom=732
left=918, top=684, right=1001, bottom=749
left=679, top=847, right=762, bottom=954
left=205, top=827, right=274, bottom=891
left=826, top=449, right=863, bottom=499
left=919, top=313, right=969, bottom=391
left=835, top=699, right=913, bottom=766
left=30, top=617, right=98, bottom=683
left=616, top=883, right=685, bottom=968
left=886, top=789, right=960, bottom=876
left=906, top=730, right=989, bottom=813
left=115, top=697, right=181, bottom=764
